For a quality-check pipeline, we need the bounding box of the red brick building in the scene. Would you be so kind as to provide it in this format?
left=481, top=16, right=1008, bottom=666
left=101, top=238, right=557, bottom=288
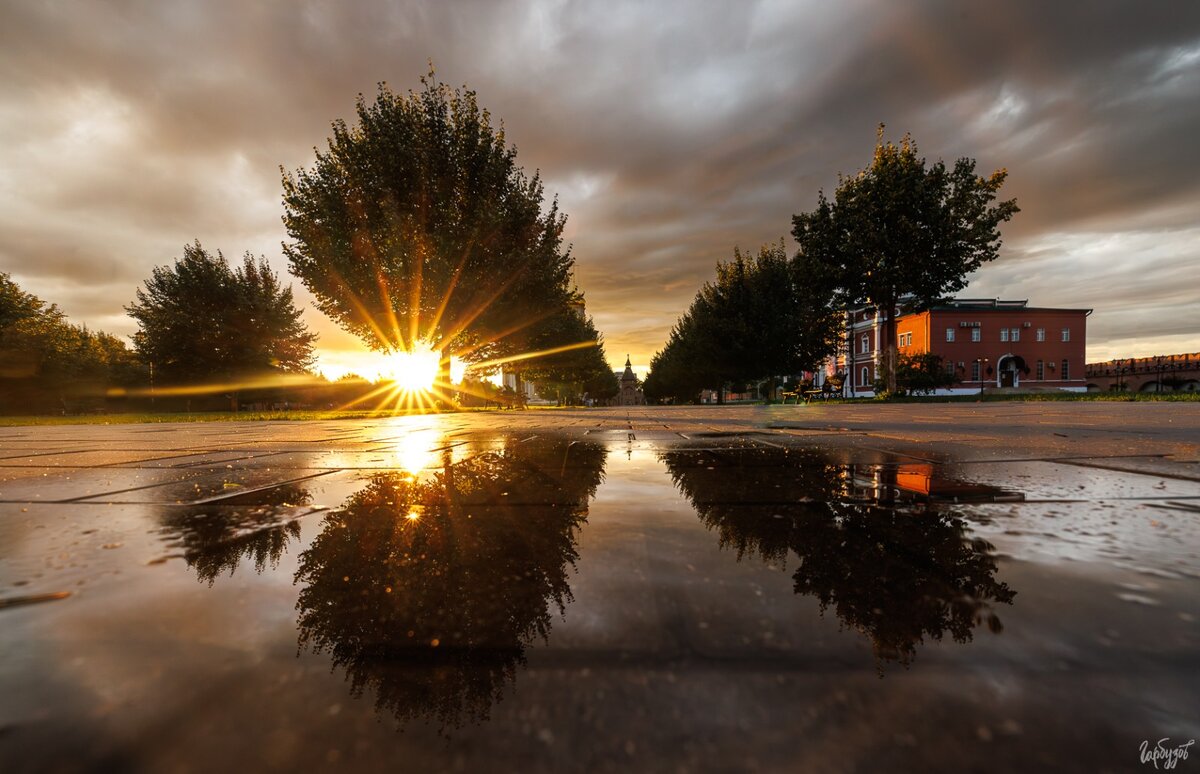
left=830, top=299, right=1091, bottom=395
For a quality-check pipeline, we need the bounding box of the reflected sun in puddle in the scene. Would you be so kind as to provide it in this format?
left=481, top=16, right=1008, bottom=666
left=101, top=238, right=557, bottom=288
left=389, top=426, right=443, bottom=477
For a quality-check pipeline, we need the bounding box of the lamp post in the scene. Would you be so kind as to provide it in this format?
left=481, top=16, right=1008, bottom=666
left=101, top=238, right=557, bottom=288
left=975, top=358, right=989, bottom=396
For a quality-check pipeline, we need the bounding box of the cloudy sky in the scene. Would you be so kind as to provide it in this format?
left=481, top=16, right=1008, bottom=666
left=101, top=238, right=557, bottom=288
left=2, top=0, right=1198, bottom=377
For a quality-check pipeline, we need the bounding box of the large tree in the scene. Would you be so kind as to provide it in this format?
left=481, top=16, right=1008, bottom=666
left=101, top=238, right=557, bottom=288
left=126, top=241, right=316, bottom=384
left=792, top=127, right=1018, bottom=394
left=281, top=74, right=577, bottom=388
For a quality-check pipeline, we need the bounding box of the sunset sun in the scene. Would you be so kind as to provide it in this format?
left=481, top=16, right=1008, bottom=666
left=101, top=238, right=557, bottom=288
left=384, top=343, right=440, bottom=393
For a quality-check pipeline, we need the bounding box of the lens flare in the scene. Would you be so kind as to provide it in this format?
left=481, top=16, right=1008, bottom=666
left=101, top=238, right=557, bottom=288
left=385, top=342, right=439, bottom=393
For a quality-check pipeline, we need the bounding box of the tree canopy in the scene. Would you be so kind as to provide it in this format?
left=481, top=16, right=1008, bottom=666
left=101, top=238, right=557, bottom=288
left=522, top=308, right=619, bottom=405
left=126, top=241, right=316, bottom=384
left=792, top=127, right=1018, bottom=393
left=281, top=73, right=580, bottom=380
left=642, top=242, right=842, bottom=403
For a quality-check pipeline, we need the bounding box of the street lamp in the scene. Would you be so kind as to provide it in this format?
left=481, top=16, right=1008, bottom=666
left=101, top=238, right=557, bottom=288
left=975, top=358, right=989, bottom=396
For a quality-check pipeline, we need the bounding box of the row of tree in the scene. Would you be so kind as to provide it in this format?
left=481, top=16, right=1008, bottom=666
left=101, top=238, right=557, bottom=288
left=645, top=127, right=1019, bottom=402
left=643, top=242, right=840, bottom=403
left=3, top=72, right=621, bottom=414
left=1, top=273, right=143, bottom=413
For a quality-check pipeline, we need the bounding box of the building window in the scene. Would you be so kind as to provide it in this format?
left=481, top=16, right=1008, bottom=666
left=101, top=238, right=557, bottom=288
left=946, top=328, right=955, bottom=342
left=1036, top=328, right=1045, bottom=342
left=1010, top=328, right=1020, bottom=342
left=945, top=361, right=956, bottom=376
left=1036, top=360, right=1044, bottom=380
left=897, top=332, right=912, bottom=347
left=1062, top=359, right=1070, bottom=380
left=861, top=334, right=869, bottom=354
left=861, top=366, right=870, bottom=386
left=971, top=328, right=981, bottom=343
left=1062, top=328, right=1070, bottom=342
left=971, top=361, right=981, bottom=381
left=1000, top=328, right=1009, bottom=342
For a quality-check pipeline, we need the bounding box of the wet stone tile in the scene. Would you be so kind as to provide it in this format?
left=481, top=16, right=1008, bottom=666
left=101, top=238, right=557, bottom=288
left=1, top=408, right=1199, bottom=773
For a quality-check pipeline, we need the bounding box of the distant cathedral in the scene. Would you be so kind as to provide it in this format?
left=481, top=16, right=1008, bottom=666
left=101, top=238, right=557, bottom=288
left=617, top=355, right=646, bottom=406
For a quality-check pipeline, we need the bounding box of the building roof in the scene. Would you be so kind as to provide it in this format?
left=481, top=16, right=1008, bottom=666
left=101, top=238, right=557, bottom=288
left=927, top=298, right=1092, bottom=314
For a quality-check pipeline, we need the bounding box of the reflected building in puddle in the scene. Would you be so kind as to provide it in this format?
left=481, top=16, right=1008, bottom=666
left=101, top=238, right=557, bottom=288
left=661, top=447, right=1017, bottom=667
left=294, top=437, right=607, bottom=729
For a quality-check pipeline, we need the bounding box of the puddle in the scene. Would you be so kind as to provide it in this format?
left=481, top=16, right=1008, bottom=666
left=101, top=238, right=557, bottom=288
left=0, top=429, right=1197, bottom=772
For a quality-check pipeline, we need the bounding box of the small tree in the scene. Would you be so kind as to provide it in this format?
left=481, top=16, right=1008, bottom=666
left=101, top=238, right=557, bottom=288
left=126, top=241, right=316, bottom=386
left=282, top=73, right=577, bottom=389
left=792, top=127, right=1018, bottom=394
left=885, top=353, right=958, bottom=396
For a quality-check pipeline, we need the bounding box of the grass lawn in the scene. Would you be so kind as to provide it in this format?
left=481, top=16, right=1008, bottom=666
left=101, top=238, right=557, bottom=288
left=0, top=405, right=577, bottom=426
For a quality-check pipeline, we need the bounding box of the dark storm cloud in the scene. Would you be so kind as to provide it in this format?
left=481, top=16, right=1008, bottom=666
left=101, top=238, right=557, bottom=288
left=0, top=0, right=1197, bottom=371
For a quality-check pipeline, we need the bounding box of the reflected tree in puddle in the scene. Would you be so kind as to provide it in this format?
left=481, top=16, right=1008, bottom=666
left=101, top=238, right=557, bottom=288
left=157, top=483, right=313, bottom=585
left=662, top=447, right=1016, bottom=667
left=294, top=438, right=606, bottom=729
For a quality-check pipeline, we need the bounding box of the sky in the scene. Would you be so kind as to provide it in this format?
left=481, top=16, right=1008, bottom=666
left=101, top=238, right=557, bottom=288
left=1, top=0, right=1198, bottom=378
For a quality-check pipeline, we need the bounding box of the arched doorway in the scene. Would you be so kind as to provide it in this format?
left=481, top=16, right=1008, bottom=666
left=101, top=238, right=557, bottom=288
left=996, top=354, right=1026, bottom=388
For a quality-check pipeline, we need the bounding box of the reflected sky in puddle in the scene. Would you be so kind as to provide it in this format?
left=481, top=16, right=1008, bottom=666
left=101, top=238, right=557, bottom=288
left=1, top=429, right=1198, bottom=772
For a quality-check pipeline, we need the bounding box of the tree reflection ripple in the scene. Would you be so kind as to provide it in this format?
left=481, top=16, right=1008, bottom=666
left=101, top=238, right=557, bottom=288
left=158, top=482, right=312, bottom=586
left=294, top=438, right=607, bottom=729
left=662, top=447, right=1016, bottom=667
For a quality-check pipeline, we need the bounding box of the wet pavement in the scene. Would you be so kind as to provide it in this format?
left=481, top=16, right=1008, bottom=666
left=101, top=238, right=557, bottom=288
left=1, top=403, right=1198, bottom=773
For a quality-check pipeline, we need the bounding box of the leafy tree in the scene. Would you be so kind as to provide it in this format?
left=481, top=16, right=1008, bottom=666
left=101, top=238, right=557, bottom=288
left=281, top=73, right=577, bottom=387
left=884, top=352, right=958, bottom=396
left=643, top=306, right=716, bottom=404
left=792, top=127, right=1018, bottom=394
left=126, top=241, right=316, bottom=385
left=1, top=273, right=142, bottom=413
left=522, top=308, right=617, bottom=404
left=642, top=242, right=842, bottom=403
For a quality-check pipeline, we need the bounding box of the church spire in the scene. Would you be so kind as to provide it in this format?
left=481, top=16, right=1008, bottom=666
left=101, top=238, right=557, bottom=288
left=621, top=355, right=635, bottom=383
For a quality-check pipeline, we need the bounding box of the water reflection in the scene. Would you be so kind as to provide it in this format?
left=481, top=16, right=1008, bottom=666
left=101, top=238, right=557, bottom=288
left=157, top=482, right=312, bottom=586
left=662, top=448, right=1016, bottom=667
left=294, top=438, right=607, bottom=729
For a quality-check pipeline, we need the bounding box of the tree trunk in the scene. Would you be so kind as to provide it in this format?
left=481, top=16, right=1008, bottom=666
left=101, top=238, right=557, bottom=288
left=882, top=296, right=898, bottom=395
left=437, top=349, right=453, bottom=408
left=717, top=385, right=725, bottom=405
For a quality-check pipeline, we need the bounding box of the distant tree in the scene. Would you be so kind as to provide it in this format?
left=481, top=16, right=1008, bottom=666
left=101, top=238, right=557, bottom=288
left=643, top=306, right=717, bottom=404
left=282, top=73, right=577, bottom=388
left=886, top=352, right=958, bottom=396
left=792, top=127, right=1018, bottom=394
left=643, top=242, right=842, bottom=403
left=126, top=241, right=316, bottom=385
left=1, top=273, right=142, bottom=413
